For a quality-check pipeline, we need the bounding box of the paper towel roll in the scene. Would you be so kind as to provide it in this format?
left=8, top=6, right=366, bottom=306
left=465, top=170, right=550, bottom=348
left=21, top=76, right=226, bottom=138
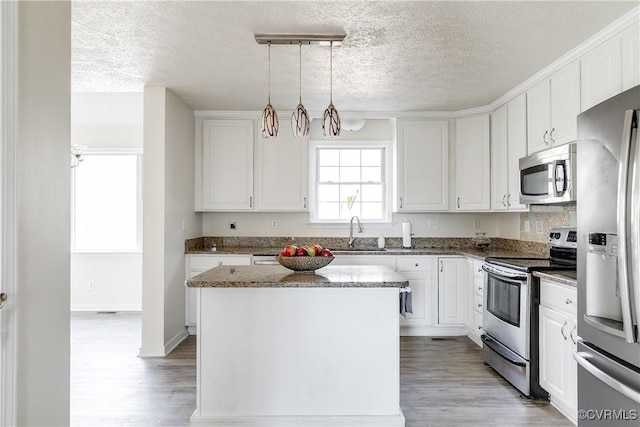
left=402, top=222, right=412, bottom=248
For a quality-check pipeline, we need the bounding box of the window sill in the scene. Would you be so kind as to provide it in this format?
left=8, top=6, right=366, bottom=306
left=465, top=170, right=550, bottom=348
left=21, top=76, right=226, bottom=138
left=71, top=251, right=142, bottom=257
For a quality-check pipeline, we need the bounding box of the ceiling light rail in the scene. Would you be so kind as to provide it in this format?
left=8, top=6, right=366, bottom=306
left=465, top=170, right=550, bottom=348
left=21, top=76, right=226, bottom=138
left=255, top=34, right=346, bottom=46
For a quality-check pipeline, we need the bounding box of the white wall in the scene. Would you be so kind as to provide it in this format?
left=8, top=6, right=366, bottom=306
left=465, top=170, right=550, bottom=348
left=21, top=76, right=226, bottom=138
left=203, top=211, right=506, bottom=238
left=163, top=89, right=201, bottom=345
left=70, top=92, right=144, bottom=311
left=142, top=87, right=201, bottom=357
left=70, top=254, right=142, bottom=311
left=16, top=2, right=70, bottom=425
left=71, top=92, right=143, bottom=148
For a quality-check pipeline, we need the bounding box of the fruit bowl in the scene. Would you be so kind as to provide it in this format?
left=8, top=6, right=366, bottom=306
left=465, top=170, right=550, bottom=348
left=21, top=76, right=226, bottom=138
left=276, top=256, right=334, bottom=272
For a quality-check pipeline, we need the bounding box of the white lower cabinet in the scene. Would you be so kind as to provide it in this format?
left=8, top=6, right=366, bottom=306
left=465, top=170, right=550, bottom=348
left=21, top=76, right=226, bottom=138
left=185, top=254, right=252, bottom=334
left=466, top=259, right=484, bottom=346
left=437, top=257, right=467, bottom=325
left=539, top=279, right=577, bottom=425
left=397, top=257, right=435, bottom=328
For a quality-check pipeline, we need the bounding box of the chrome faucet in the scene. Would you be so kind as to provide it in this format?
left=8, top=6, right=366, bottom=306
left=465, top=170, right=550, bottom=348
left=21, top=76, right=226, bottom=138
left=349, top=216, right=363, bottom=248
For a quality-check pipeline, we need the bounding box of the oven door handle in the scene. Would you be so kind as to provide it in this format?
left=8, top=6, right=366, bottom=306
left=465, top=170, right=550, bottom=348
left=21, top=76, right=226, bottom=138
left=481, top=334, right=526, bottom=367
left=482, top=264, right=527, bottom=282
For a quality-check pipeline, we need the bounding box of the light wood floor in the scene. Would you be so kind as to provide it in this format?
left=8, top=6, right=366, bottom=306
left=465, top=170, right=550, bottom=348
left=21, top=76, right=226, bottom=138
left=71, top=312, right=571, bottom=426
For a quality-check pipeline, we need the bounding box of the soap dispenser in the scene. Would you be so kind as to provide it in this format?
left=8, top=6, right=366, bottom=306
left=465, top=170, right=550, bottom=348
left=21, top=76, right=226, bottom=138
left=378, top=234, right=386, bottom=249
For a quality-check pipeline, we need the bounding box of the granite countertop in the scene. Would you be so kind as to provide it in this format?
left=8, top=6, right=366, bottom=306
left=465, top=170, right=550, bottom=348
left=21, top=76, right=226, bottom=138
left=533, top=270, right=578, bottom=287
left=186, top=265, right=409, bottom=288
left=187, top=246, right=541, bottom=261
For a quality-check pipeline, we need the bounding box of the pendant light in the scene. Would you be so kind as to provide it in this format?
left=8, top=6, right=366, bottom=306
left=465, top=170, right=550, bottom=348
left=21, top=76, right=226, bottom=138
left=291, top=41, right=310, bottom=138
left=261, top=41, right=278, bottom=138
left=322, top=41, right=340, bottom=139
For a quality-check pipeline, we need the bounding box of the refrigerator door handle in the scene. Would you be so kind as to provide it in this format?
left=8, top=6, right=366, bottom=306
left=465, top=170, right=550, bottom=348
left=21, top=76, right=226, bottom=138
left=574, top=351, right=640, bottom=404
left=616, top=109, right=637, bottom=343
left=631, top=110, right=640, bottom=337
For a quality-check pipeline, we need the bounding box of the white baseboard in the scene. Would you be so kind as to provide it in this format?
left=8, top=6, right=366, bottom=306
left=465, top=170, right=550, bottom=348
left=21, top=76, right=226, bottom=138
left=400, top=325, right=467, bottom=336
left=139, top=327, right=189, bottom=357
left=190, top=410, right=405, bottom=426
left=165, top=327, right=189, bottom=355
left=71, top=304, right=141, bottom=312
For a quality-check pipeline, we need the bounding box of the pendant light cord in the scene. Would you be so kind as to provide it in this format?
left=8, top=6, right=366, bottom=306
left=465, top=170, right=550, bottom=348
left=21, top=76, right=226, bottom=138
left=329, top=41, right=333, bottom=104
left=268, top=41, right=271, bottom=104
left=298, top=42, right=302, bottom=104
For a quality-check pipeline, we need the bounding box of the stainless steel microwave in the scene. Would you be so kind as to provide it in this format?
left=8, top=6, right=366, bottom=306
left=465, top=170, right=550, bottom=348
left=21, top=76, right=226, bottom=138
left=519, top=143, right=576, bottom=205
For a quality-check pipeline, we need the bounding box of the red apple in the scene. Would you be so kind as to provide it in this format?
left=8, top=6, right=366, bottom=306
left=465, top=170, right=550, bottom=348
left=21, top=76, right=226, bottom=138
left=295, top=247, right=307, bottom=256
left=281, top=245, right=297, bottom=256
left=312, top=244, right=323, bottom=253
left=320, top=248, right=333, bottom=257
left=279, top=250, right=287, bottom=256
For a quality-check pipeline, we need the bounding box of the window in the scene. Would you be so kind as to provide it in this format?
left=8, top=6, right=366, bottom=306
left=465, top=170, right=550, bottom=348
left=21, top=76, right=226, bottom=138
left=311, top=141, right=392, bottom=223
left=72, top=150, right=142, bottom=252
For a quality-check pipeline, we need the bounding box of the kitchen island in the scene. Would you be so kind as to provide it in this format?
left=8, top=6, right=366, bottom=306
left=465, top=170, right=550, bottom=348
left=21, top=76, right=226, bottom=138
left=186, top=264, right=408, bottom=427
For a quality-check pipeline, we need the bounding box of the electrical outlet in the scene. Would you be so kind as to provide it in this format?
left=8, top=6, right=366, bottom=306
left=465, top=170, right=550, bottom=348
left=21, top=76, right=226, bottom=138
left=428, top=219, right=439, bottom=230
left=271, top=219, right=278, bottom=229
left=473, top=219, right=481, bottom=230
left=230, top=220, right=237, bottom=230
left=88, top=281, right=95, bottom=290
left=535, top=220, right=543, bottom=234
left=524, top=220, right=530, bottom=233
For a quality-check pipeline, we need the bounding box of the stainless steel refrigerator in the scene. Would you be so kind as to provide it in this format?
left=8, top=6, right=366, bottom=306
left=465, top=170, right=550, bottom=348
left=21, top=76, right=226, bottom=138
left=576, top=85, right=640, bottom=426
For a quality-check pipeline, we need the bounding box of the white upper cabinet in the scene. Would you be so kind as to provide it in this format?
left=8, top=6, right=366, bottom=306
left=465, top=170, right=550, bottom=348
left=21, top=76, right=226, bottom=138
left=621, top=21, right=640, bottom=91
left=397, top=119, right=449, bottom=211
left=490, top=104, right=509, bottom=210
left=455, top=114, right=490, bottom=211
left=491, top=94, right=528, bottom=211
left=197, top=119, right=254, bottom=211
left=255, top=119, right=309, bottom=211
left=527, top=61, right=580, bottom=154
left=506, top=94, right=528, bottom=210
left=581, top=35, right=622, bottom=112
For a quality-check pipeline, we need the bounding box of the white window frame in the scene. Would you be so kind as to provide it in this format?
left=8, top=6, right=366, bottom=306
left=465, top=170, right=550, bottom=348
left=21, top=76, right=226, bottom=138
left=309, top=139, right=393, bottom=224
left=71, top=147, right=143, bottom=254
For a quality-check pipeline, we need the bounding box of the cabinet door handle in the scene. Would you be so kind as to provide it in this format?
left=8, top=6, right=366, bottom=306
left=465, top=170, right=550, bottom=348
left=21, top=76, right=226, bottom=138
left=549, top=127, right=555, bottom=144
left=249, top=196, right=253, bottom=208
left=507, top=194, right=511, bottom=207
left=477, top=303, right=482, bottom=308
left=543, top=130, right=549, bottom=145
left=570, top=324, right=577, bottom=345
left=560, top=320, right=568, bottom=340
left=399, top=197, right=403, bottom=209
left=218, top=261, right=223, bottom=266
left=440, top=260, right=444, bottom=272
left=303, top=197, right=307, bottom=208
left=478, top=285, right=483, bottom=291
left=477, top=325, right=483, bottom=330
left=565, top=298, right=573, bottom=305
left=415, top=263, right=419, bottom=267
left=457, top=197, right=461, bottom=208
left=502, top=195, right=507, bottom=207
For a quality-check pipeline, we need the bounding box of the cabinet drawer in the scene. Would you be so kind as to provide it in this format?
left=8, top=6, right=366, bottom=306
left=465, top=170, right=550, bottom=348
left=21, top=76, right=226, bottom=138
left=473, top=310, right=484, bottom=334
left=396, top=256, right=433, bottom=272
left=473, top=260, right=484, bottom=278
left=189, top=255, right=252, bottom=270
left=540, top=278, right=577, bottom=316
left=473, top=275, right=484, bottom=296
left=331, top=255, right=396, bottom=269
left=474, top=293, right=484, bottom=314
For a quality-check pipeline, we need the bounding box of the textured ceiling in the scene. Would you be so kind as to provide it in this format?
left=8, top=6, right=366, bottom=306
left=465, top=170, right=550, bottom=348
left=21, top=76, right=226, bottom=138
left=72, top=1, right=638, bottom=112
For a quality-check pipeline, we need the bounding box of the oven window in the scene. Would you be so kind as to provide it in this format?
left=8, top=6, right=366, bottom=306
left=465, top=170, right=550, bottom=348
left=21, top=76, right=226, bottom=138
left=521, top=164, right=549, bottom=196
left=486, top=274, right=521, bottom=327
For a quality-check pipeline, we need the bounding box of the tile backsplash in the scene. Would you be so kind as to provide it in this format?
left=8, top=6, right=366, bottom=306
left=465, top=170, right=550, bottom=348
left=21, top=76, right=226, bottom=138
left=520, top=204, right=577, bottom=243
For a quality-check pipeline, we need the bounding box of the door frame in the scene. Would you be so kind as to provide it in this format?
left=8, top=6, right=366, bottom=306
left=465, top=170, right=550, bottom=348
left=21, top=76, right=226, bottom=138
left=0, top=1, right=18, bottom=425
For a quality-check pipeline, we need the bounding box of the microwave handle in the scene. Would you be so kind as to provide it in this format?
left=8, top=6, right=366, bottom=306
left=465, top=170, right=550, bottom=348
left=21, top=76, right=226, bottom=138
left=553, top=160, right=567, bottom=196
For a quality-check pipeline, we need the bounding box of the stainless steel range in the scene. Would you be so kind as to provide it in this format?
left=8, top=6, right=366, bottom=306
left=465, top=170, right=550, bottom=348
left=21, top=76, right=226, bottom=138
left=481, top=227, right=577, bottom=399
